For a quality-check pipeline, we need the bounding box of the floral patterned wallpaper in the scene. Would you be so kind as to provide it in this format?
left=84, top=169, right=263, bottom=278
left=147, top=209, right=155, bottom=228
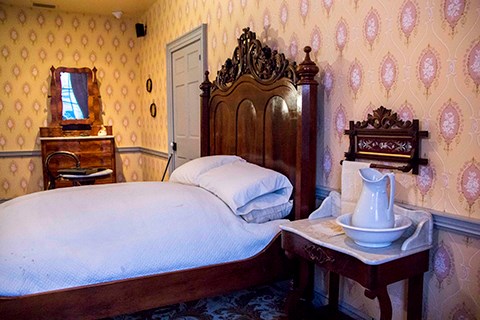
left=133, top=0, right=480, bottom=318
left=0, top=0, right=479, bottom=319
left=0, top=4, right=148, bottom=196
left=140, top=0, right=480, bottom=220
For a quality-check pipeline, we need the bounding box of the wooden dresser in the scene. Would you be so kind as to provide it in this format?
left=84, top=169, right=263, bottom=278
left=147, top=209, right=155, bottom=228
left=40, top=135, right=116, bottom=189
left=40, top=65, right=116, bottom=189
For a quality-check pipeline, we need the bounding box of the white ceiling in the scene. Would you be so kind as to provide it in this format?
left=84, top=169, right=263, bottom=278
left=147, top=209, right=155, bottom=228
left=0, top=0, right=157, bottom=18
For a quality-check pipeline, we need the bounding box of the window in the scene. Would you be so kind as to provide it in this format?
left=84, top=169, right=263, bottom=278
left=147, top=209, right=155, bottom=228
left=60, top=72, right=85, bottom=120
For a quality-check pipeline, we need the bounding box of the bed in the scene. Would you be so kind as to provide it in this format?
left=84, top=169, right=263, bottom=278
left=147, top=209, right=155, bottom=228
left=0, top=27, right=319, bottom=319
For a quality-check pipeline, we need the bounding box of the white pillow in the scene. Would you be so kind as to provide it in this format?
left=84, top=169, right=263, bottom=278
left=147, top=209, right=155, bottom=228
left=198, top=161, right=293, bottom=215
left=169, top=155, right=245, bottom=186
left=241, top=199, right=293, bottom=223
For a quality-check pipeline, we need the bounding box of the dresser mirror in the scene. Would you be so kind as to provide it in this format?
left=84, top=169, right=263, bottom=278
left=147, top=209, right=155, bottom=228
left=50, top=66, right=98, bottom=126
left=42, top=66, right=107, bottom=137
left=59, top=70, right=89, bottom=120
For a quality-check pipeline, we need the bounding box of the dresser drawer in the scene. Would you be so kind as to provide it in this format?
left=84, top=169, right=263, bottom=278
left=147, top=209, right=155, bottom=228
left=40, top=136, right=116, bottom=189
left=78, top=140, right=113, bottom=152
left=43, top=140, right=113, bottom=153
left=77, top=153, right=113, bottom=167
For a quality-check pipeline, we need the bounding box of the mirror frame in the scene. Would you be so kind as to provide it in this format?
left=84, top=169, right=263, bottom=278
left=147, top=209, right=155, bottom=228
left=49, top=66, right=101, bottom=127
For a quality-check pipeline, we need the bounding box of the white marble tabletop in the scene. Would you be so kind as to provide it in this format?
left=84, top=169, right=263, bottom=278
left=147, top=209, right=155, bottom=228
left=280, top=217, right=431, bottom=266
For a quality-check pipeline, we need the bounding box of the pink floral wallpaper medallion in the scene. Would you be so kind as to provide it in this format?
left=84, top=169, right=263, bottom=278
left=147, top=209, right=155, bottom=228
left=322, top=0, right=333, bottom=17
left=334, top=104, right=347, bottom=141
left=364, top=7, right=380, bottom=50
left=416, top=165, right=435, bottom=202
left=323, top=146, right=332, bottom=183
left=437, top=99, right=463, bottom=151
left=442, top=0, right=467, bottom=35
left=417, top=45, right=441, bottom=97
left=457, top=158, right=480, bottom=214
left=310, top=26, right=322, bottom=60
left=335, top=18, right=348, bottom=56
left=433, top=240, right=455, bottom=288
left=449, top=303, right=477, bottom=320
left=398, top=0, right=419, bottom=44
left=379, top=52, right=398, bottom=98
left=464, top=38, right=480, bottom=94
left=322, top=64, right=334, bottom=99
left=348, top=58, right=363, bottom=99
left=279, top=2, right=288, bottom=31
left=299, top=0, right=309, bottom=25
left=398, top=101, right=415, bottom=121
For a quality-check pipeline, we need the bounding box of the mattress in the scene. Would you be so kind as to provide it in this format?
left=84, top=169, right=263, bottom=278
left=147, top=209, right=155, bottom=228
left=0, top=182, right=286, bottom=296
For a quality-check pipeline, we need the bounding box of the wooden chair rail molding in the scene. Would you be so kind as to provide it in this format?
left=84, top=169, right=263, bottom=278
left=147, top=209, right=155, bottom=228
left=344, top=106, right=429, bottom=174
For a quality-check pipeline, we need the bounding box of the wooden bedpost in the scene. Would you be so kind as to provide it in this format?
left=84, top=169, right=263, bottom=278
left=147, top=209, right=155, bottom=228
left=295, top=46, right=319, bottom=220
left=200, top=71, right=212, bottom=156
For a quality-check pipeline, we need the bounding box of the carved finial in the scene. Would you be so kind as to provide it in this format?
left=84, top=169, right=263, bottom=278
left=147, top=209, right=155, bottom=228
left=304, top=46, right=312, bottom=59
left=298, top=46, right=319, bottom=85
left=200, top=71, right=212, bottom=96
left=92, top=66, right=98, bottom=82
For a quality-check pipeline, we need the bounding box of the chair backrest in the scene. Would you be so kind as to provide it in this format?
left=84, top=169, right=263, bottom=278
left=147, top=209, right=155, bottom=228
left=45, top=151, right=80, bottom=189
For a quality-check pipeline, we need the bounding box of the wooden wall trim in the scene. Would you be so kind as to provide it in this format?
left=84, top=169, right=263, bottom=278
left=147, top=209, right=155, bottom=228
left=0, top=147, right=168, bottom=159
left=0, top=150, right=42, bottom=157
left=1, top=151, right=476, bottom=236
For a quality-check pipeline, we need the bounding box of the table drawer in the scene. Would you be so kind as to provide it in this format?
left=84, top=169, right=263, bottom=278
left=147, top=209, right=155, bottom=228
left=282, top=231, right=340, bottom=268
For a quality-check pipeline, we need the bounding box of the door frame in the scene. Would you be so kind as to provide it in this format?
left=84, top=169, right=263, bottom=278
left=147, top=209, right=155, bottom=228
left=166, top=24, right=208, bottom=172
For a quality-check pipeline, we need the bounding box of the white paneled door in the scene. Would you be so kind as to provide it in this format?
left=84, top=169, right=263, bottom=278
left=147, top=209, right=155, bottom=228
left=167, top=25, right=206, bottom=171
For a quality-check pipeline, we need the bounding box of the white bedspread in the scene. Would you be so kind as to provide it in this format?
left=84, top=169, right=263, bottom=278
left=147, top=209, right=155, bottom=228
left=0, top=182, right=286, bottom=296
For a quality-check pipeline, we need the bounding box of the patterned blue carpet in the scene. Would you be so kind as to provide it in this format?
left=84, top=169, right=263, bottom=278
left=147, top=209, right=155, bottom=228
left=111, top=281, right=289, bottom=320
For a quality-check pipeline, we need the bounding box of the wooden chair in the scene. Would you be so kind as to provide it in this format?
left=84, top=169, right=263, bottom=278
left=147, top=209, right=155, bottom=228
left=44, top=151, right=80, bottom=189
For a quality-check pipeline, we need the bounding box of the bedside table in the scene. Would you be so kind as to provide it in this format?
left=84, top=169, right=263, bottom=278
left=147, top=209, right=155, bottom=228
left=280, top=218, right=430, bottom=320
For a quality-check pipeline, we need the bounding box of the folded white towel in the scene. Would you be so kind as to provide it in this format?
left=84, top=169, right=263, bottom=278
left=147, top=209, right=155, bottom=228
left=309, top=190, right=341, bottom=219
left=341, top=160, right=371, bottom=214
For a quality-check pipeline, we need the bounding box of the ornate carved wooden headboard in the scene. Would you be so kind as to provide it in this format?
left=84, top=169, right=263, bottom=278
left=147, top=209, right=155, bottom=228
left=200, top=28, right=319, bottom=220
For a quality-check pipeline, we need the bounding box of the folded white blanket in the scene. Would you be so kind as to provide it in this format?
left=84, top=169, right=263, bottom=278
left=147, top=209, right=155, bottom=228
left=0, top=182, right=286, bottom=296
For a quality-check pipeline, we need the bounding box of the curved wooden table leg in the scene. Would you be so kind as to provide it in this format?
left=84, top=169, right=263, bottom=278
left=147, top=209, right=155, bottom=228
left=365, top=287, right=392, bottom=320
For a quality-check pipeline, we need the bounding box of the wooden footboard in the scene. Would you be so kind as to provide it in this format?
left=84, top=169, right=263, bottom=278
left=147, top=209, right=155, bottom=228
left=0, top=235, right=290, bottom=320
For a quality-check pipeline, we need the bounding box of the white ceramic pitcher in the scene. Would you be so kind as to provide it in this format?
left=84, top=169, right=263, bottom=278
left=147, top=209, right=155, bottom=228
left=352, top=168, right=395, bottom=229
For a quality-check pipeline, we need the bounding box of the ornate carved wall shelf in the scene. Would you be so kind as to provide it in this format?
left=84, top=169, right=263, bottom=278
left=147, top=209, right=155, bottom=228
left=344, top=106, right=428, bottom=174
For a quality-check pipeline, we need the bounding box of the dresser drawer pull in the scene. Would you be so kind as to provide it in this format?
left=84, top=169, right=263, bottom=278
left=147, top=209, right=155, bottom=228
left=303, top=245, right=334, bottom=264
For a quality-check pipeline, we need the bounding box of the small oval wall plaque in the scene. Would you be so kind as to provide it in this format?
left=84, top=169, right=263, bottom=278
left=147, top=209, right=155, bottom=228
left=146, top=78, right=152, bottom=93
left=150, top=102, right=157, bottom=118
